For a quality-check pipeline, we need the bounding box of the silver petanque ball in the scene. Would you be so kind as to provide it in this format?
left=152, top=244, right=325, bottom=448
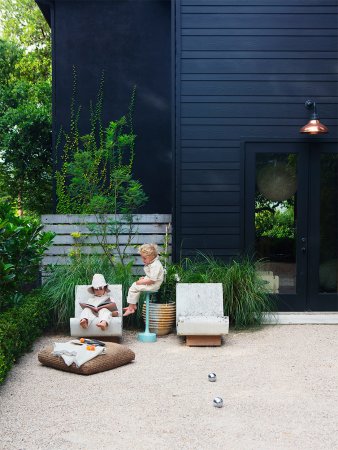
left=213, top=397, right=223, bottom=408
left=208, top=372, right=217, bottom=382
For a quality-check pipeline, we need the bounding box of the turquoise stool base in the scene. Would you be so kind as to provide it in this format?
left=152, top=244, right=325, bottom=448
left=137, top=292, right=157, bottom=343
left=137, top=331, right=157, bottom=342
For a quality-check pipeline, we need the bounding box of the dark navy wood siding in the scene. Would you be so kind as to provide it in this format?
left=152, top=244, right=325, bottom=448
left=39, top=0, right=171, bottom=213
left=174, top=0, right=338, bottom=259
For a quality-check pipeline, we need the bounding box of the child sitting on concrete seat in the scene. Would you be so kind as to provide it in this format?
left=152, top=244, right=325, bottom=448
left=79, top=274, right=118, bottom=331
left=123, top=243, right=164, bottom=317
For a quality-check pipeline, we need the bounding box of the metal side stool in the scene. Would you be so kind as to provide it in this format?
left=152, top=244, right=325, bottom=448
left=138, top=292, right=157, bottom=342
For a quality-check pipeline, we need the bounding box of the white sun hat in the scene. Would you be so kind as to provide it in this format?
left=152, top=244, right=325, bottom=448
left=87, top=273, right=110, bottom=293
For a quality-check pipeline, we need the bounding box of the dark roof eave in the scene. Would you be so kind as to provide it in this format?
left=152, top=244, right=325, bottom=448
left=35, top=0, right=53, bottom=27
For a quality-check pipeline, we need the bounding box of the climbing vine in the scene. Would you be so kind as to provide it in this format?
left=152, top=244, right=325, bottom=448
left=55, top=69, right=148, bottom=265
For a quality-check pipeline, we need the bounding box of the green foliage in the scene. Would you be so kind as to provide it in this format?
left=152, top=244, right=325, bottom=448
left=56, top=73, right=148, bottom=266
left=153, top=262, right=180, bottom=304
left=56, top=74, right=147, bottom=217
left=0, top=39, right=21, bottom=85
left=155, top=253, right=275, bottom=329
left=42, top=254, right=136, bottom=329
left=255, top=196, right=295, bottom=240
left=0, top=200, right=55, bottom=312
left=0, top=0, right=52, bottom=214
left=42, top=251, right=274, bottom=332
left=0, top=0, right=51, bottom=81
left=0, top=290, right=52, bottom=384
left=0, top=260, right=15, bottom=312
left=0, top=38, right=52, bottom=214
left=155, top=223, right=177, bottom=304
left=222, top=258, right=276, bottom=328
left=0, top=80, right=53, bottom=213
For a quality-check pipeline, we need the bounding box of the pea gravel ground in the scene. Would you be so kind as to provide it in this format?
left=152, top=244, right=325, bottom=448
left=0, top=325, right=337, bottom=450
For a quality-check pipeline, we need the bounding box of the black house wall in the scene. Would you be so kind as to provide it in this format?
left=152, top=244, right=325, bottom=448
left=174, top=0, right=338, bottom=260
left=37, top=0, right=338, bottom=261
left=50, top=0, right=171, bottom=213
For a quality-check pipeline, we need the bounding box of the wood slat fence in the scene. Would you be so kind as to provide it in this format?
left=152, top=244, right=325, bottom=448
left=41, top=214, right=172, bottom=274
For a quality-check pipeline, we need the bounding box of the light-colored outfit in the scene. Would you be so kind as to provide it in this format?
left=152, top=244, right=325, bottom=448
left=127, top=256, right=164, bottom=305
left=80, top=294, right=112, bottom=326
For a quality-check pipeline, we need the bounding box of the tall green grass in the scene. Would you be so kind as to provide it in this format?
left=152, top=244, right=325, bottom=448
left=222, top=257, right=276, bottom=328
left=42, top=252, right=276, bottom=331
left=169, top=253, right=275, bottom=329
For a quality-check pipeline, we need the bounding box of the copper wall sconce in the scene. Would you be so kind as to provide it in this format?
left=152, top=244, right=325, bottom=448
left=300, top=99, right=328, bottom=135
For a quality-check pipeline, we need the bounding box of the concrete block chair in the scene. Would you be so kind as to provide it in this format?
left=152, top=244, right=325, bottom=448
left=176, top=283, right=229, bottom=346
left=70, top=284, right=123, bottom=339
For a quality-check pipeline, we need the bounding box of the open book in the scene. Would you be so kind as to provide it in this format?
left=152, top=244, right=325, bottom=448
left=79, top=298, right=118, bottom=314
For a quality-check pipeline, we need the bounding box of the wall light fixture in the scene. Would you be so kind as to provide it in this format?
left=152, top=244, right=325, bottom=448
left=300, top=99, right=328, bottom=135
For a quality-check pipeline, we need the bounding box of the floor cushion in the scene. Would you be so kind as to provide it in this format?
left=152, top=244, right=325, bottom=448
left=38, top=342, right=135, bottom=375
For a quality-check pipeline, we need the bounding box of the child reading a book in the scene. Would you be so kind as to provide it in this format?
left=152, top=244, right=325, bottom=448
left=123, top=243, right=164, bottom=317
left=80, top=274, right=118, bottom=331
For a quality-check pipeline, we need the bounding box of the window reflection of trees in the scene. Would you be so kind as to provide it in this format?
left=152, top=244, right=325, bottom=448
left=255, top=153, right=297, bottom=262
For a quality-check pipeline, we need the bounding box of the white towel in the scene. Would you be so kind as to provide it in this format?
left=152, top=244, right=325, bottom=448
left=53, top=341, right=105, bottom=367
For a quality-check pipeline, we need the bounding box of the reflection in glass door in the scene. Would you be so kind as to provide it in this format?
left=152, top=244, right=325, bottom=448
left=254, top=153, right=298, bottom=295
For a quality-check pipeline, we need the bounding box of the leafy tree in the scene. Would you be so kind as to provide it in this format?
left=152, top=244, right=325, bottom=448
left=0, top=39, right=22, bottom=85
left=0, top=84, right=53, bottom=214
left=0, top=0, right=51, bottom=81
left=0, top=40, right=52, bottom=214
left=0, top=0, right=53, bottom=214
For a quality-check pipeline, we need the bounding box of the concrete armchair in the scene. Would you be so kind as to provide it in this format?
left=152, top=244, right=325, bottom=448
left=176, top=283, right=229, bottom=346
left=70, top=284, right=123, bottom=339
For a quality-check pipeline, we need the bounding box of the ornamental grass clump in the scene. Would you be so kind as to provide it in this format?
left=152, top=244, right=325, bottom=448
left=168, top=253, right=275, bottom=329
left=222, top=257, right=276, bottom=329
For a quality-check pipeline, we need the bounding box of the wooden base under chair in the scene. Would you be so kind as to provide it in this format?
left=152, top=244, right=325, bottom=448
left=185, top=335, right=222, bottom=347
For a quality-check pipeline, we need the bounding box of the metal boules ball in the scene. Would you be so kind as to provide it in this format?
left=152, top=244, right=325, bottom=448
left=208, top=372, right=217, bottom=382
left=213, top=397, right=223, bottom=408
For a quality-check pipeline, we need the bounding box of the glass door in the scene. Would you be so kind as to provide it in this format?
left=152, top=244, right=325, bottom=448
left=245, top=142, right=309, bottom=311
left=245, top=141, right=338, bottom=312
left=308, top=142, right=338, bottom=310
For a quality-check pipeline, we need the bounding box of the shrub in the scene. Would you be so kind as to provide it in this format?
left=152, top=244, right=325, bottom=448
left=0, top=291, right=52, bottom=384
left=0, top=200, right=55, bottom=312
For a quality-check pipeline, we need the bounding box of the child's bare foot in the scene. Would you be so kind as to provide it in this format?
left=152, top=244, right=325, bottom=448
left=96, top=320, right=108, bottom=330
left=123, top=305, right=137, bottom=317
left=111, top=310, right=119, bottom=317
left=80, top=318, right=88, bottom=329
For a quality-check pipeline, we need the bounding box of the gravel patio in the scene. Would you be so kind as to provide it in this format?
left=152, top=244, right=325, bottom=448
left=0, top=325, right=337, bottom=450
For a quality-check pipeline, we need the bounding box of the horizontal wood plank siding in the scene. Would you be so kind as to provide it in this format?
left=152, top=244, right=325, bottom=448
left=175, top=0, right=338, bottom=260
left=41, top=214, right=172, bottom=272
